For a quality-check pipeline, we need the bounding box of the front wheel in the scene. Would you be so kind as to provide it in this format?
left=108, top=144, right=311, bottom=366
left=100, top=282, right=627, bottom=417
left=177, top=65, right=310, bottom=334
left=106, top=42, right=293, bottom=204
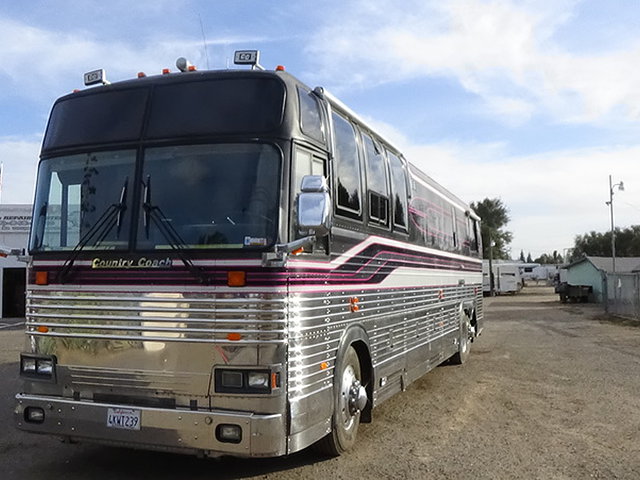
left=314, top=346, right=367, bottom=456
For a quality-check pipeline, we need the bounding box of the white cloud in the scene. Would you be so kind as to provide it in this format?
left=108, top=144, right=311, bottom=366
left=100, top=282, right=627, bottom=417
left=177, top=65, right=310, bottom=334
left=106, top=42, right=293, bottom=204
left=0, top=16, right=266, bottom=102
left=306, top=0, right=640, bottom=125
left=0, top=137, right=41, bottom=204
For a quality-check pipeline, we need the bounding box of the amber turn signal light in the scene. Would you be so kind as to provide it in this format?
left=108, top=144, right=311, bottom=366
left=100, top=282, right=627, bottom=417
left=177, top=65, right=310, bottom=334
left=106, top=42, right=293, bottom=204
left=227, top=271, right=246, bottom=287
left=35, top=271, right=49, bottom=285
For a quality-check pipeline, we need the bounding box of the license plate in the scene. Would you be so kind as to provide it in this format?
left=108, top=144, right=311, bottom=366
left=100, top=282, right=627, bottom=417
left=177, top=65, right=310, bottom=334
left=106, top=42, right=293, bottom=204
left=106, top=408, right=141, bottom=431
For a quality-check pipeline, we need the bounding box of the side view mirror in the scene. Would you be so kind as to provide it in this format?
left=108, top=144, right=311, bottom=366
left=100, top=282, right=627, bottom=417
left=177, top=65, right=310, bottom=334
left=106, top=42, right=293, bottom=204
left=297, top=175, right=332, bottom=238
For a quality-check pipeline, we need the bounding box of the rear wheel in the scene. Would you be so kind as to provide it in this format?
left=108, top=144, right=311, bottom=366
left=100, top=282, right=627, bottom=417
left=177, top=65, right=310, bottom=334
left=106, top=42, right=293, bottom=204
left=450, top=309, right=472, bottom=365
left=314, top=346, right=367, bottom=456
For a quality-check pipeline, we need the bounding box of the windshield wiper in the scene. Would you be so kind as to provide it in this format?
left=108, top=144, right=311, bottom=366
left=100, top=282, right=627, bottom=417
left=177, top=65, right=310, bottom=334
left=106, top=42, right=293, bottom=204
left=57, top=177, right=128, bottom=283
left=142, top=175, right=210, bottom=285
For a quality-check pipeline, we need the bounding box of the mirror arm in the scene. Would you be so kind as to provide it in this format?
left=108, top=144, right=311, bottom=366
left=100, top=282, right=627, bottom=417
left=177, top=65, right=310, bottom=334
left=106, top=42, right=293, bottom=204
left=275, top=235, right=316, bottom=255
left=262, top=235, right=316, bottom=267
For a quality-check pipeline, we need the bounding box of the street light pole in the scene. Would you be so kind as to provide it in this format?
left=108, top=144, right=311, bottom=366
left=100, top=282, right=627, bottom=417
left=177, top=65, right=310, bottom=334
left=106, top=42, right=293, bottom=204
left=606, top=174, right=624, bottom=273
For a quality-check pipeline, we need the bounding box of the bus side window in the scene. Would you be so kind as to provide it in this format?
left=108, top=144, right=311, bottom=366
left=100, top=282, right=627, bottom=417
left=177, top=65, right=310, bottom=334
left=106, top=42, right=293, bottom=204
left=297, top=87, right=325, bottom=144
left=361, top=132, right=389, bottom=226
left=332, top=112, right=362, bottom=219
left=453, top=207, right=468, bottom=253
left=472, top=219, right=481, bottom=254
left=388, top=152, right=408, bottom=231
left=293, top=146, right=326, bottom=246
left=293, top=147, right=324, bottom=194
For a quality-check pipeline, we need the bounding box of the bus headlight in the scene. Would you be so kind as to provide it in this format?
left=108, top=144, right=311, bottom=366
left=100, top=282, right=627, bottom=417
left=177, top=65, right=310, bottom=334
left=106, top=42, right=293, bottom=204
left=20, top=354, right=56, bottom=381
left=214, top=368, right=274, bottom=394
left=22, top=358, right=37, bottom=374
left=36, top=359, right=54, bottom=376
left=247, top=372, right=270, bottom=389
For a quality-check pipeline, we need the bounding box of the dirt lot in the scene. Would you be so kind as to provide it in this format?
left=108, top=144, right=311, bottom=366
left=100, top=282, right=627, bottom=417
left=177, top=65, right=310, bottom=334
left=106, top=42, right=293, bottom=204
left=1, top=287, right=639, bottom=479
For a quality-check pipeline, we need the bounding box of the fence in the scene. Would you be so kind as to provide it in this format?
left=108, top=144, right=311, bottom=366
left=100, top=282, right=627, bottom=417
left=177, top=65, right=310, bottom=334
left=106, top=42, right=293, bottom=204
left=605, top=273, right=640, bottom=320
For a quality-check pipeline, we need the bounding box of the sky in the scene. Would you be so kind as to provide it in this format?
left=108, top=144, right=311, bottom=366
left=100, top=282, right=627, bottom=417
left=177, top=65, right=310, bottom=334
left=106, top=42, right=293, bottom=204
left=1, top=0, right=639, bottom=259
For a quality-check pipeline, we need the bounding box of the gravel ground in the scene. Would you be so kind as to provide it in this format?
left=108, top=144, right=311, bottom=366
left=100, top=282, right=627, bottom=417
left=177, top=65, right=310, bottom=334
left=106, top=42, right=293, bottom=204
left=1, top=287, right=639, bottom=479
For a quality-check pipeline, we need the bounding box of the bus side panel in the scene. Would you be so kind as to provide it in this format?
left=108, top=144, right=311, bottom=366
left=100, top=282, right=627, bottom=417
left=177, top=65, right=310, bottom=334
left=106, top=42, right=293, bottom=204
left=285, top=230, right=482, bottom=452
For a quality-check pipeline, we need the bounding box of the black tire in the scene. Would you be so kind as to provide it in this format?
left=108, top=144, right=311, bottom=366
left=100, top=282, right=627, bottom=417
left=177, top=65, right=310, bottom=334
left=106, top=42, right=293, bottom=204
left=450, top=309, right=472, bottom=365
left=314, top=346, right=364, bottom=456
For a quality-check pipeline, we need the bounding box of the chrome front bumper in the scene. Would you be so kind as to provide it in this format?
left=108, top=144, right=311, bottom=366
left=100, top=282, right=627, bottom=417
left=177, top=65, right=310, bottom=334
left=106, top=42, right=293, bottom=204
left=15, top=394, right=286, bottom=457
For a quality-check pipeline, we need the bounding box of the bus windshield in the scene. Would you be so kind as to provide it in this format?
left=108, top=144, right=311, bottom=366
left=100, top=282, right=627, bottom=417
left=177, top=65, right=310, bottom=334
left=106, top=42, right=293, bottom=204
left=139, top=143, right=281, bottom=250
left=30, top=143, right=281, bottom=252
left=30, top=150, right=136, bottom=252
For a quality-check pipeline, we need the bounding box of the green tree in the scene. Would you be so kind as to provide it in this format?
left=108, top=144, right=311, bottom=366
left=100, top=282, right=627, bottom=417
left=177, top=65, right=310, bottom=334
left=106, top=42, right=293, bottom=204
left=534, top=251, right=564, bottom=264
left=571, top=225, right=640, bottom=261
left=470, top=198, right=512, bottom=260
left=519, top=250, right=525, bottom=262
left=526, top=253, right=533, bottom=263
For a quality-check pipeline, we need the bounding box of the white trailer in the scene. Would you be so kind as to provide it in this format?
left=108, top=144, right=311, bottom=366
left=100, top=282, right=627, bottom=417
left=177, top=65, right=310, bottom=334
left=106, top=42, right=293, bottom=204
left=482, top=261, right=523, bottom=295
left=495, top=264, right=522, bottom=294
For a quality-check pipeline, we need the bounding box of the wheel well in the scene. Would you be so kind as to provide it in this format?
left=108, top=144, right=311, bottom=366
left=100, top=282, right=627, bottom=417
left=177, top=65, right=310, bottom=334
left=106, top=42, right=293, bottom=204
left=351, top=340, right=373, bottom=423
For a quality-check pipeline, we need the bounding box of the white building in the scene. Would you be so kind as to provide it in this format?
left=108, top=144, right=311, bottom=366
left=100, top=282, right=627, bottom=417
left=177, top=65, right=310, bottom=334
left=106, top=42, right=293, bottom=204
left=0, top=204, right=31, bottom=318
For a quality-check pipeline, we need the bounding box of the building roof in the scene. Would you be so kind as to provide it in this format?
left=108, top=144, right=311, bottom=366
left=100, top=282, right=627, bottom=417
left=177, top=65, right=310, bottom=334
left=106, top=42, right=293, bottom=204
left=568, top=256, right=640, bottom=274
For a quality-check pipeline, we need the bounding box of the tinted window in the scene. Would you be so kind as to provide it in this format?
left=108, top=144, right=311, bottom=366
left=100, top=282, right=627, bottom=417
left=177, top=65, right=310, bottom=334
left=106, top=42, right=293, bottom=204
left=332, top=113, right=361, bottom=216
left=388, top=152, right=408, bottom=229
left=409, top=183, right=454, bottom=250
left=362, top=134, right=388, bottom=196
left=146, top=78, right=285, bottom=138
left=43, top=89, right=148, bottom=150
left=362, top=133, right=389, bottom=224
left=298, top=88, right=325, bottom=142
left=30, top=151, right=136, bottom=252
left=138, top=144, right=280, bottom=250
left=293, top=148, right=324, bottom=194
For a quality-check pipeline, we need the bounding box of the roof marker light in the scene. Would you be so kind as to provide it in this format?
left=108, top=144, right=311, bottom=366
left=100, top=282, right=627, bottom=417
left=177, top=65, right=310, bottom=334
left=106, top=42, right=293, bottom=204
left=162, top=68, right=171, bottom=75
left=275, top=65, right=285, bottom=71
left=137, top=72, right=147, bottom=78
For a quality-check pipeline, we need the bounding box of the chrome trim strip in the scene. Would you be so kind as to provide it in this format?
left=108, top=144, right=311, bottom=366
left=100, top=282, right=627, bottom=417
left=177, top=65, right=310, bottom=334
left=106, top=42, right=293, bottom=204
left=28, top=331, right=286, bottom=344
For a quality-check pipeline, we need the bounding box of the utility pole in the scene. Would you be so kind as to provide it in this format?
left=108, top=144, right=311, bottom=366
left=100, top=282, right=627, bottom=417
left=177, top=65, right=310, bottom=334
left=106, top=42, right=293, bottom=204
left=606, top=175, right=624, bottom=273
left=488, top=230, right=495, bottom=296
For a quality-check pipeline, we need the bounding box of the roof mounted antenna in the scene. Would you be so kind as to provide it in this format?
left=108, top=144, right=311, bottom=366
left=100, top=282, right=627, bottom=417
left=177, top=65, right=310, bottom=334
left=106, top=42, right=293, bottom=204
left=234, top=50, right=264, bottom=71
left=198, top=14, right=210, bottom=69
